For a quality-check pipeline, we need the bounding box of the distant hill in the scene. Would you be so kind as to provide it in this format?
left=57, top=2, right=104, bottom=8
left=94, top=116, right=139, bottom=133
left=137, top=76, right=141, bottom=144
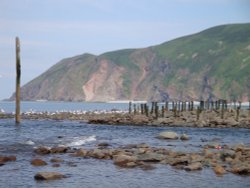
left=10, top=23, right=250, bottom=102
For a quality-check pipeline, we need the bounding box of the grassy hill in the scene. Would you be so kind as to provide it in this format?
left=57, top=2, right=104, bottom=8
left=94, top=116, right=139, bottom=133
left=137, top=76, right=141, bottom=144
left=10, top=23, right=250, bottom=102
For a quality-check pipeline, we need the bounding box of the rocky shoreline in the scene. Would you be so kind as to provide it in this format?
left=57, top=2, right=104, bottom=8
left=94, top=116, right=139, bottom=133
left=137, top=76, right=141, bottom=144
left=1, top=137, right=250, bottom=180
left=1, top=109, right=249, bottom=128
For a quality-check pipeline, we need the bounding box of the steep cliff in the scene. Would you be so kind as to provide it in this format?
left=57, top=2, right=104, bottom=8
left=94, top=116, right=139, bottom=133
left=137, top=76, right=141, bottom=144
left=10, top=23, right=250, bottom=101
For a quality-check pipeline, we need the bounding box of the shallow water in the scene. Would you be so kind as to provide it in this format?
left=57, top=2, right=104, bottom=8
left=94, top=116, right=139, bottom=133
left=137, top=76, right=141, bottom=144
left=0, top=118, right=250, bottom=187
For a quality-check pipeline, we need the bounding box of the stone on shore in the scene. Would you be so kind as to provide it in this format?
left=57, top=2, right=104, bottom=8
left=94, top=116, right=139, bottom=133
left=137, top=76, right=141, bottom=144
left=71, top=148, right=88, bottom=157
left=113, top=154, right=137, bottom=167
left=34, top=146, right=51, bottom=155
left=184, top=162, right=202, bottom=171
left=158, top=131, right=179, bottom=139
left=180, top=134, right=189, bottom=141
left=50, top=146, right=68, bottom=153
left=0, top=155, right=16, bottom=163
left=136, top=152, right=165, bottom=162
left=50, top=158, right=64, bottom=163
left=31, top=159, right=47, bottom=166
left=230, top=163, right=250, bottom=175
left=213, top=165, right=226, bottom=175
left=34, top=172, right=66, bottom=180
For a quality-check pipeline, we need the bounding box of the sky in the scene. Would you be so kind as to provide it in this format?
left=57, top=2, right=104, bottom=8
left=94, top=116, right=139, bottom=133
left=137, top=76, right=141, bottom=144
left=0, top=0, right=249, bottom=100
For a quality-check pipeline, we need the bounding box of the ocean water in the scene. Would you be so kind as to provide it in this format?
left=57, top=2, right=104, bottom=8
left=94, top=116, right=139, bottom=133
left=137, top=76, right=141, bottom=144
left=0, top=101, right=129, bottom=113
left=0, top=118, right=250, bottom=187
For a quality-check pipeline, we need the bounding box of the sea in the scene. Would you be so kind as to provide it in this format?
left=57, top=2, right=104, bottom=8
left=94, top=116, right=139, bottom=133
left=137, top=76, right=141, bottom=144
left=0, top=101, right=250, bottom=188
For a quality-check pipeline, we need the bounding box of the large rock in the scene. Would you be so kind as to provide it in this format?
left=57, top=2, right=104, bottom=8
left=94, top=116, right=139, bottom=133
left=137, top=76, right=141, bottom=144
left=34, top=172, right=66, bottom=180
left=230, top=163, right=250, bottom=175
left=220, top=149, right=236, bottom=160
left=34, top=146, right=51, bottom=155
left=0, top=155, right=16, bottom=163
left=158, top=131, right=179, bottom=139
left=50, top=158, right=64, bottom=163
left=113, top=154, right=137, bottom=167
left=50, top=146, right=68, bottom=153
left=184, top=162, right=202, bottom=171
left=180, top=134, right=189, bottom=141
left=31, top=159, right=47, bottom=166
left=71, top=148, right=88, bottom=157
left=213, top=165, right=226, bottom=175
left=225, top=118, right=239, bottom=127
left=136, top=153, right=165, bottom=162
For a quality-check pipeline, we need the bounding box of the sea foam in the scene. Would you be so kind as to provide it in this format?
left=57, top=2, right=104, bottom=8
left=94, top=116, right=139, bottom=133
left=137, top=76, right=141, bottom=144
left=66, top=135, right=96, bottom=147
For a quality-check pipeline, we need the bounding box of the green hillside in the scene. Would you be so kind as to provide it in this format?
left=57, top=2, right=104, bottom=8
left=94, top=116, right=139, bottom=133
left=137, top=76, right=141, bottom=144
left=10, top=23, right=250, bottom=102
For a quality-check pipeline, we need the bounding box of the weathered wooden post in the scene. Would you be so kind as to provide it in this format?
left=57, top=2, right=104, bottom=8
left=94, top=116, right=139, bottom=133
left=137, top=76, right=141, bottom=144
left=15, top=37, right=21, bottom=124
left=211, top=101, right=214, bottom=110
left=165, top=101, right=169, bottom=111
left=221, top=101, right=224, bottom=119
left=236, top=106, right=240, bottom=122
left=161, top=105, right=165, bottom=117
left=191, top=101, right=194, bottom=111
left=173, top=106, right=177, bottom=118
left=150, top=102, right=154, bottom=115
left=144, top=103, right=149, bottom=117
left=224, top=100, right=228, bottom=110
left=181, top=101, right=184, bottom=112
left=178, top=101, right=181, bottom=112
left=129, top=101, right=132, bottom=114
left=196, top=107, right=201, bottom=121
left=133, top=104, right=137, bottom=115
left=154, top=102, right=158, bottom=119
left=238, top=101, right=242, bottom=109
left=140, top=103, right=144, bottom=115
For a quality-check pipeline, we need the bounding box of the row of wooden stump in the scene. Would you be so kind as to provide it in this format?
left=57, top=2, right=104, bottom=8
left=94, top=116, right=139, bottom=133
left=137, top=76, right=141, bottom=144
left=128, top=100, right=250, bottom=121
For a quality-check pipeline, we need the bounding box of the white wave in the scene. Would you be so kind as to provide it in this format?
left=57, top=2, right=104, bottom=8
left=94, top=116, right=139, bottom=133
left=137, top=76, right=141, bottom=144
left=25, top=140, right=35, bottom=145
left=66, top=135, right=96, bottom=147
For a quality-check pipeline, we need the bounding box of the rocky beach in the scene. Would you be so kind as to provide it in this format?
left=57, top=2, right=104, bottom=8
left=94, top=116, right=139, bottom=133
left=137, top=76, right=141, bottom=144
left=1, top=108, right=249, bottom=129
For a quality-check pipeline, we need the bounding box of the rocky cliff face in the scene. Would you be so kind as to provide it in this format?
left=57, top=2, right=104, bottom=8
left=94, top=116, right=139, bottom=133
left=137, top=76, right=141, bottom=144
left=10, top=23, right=250, bottom=102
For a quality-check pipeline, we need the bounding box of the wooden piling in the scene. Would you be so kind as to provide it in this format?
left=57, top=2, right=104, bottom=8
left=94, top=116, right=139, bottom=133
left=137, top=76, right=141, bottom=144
left=165, top=101, right=169, bottom=111
left=15, top=37, right=21, bottom=124
left=150, top=102, right=154, bottom=114
left=140, top=104, right=144, bottom=115
left=128, top=101, right=132, bottom=114
left=144, top=104, right=149, bottom=117
left=221, top=102, right=224, bottom=119
left=154, top=102, right=158, bottom=119
left=196, top=107, right=201, bottom=121
left=161, top=105, right=164, bottom=117
left=133, top=104, right=136, bottom=115
left=191, top=101, right=194, bottom=111
left=236, top=107, right=240, bottom=122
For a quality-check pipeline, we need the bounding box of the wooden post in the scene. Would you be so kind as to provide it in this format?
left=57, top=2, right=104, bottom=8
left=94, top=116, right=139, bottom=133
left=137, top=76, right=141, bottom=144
left=161, top=105, right=165, bottom=117
left=150, top=102, right=154, bottom=114
left=154, top=102, right=158, bottom=119
left=15, top=37, right=21, bottom=124
left=144, top=104, right=149, bottom=117
left=191, top=101, right=194, bottom=111
left=221, top=102, right=224, bottom=119
left=165, top=101, right=168, bottom=111
left=236, top=107, right=240, bottom=122
left=140, top=103, right=144, bottom=115
left=133, top=104, right=136, bottom=115
left=173, top=107, right=177, bottom=118
left=196, top=107, right=201, bottom=121
left=129, top=101, right=132, bottom=114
